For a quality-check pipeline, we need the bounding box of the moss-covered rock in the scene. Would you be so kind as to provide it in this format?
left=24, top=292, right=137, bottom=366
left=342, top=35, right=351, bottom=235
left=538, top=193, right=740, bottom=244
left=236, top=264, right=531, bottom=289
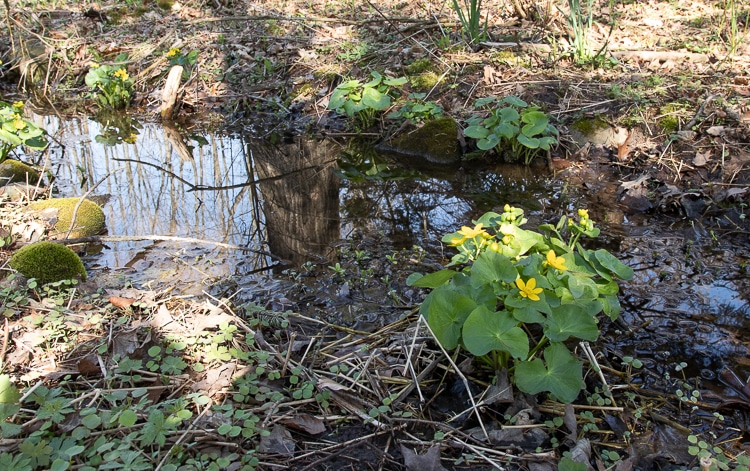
left=28, top=197, right=106, bottom=238
left=380, top=118, right=460, bottom=164
left=9, top=241, right=87, bottom=284
left=0, top=160, right=40, bottom=186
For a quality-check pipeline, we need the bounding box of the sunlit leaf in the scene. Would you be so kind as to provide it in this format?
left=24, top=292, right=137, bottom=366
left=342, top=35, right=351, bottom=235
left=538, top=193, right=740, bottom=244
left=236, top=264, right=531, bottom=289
left=463, top=306, right=528, bottom=358
left=463, top=125, right=490, bottom=139
left=407, top=269, right=458, bottom=288
left=476, top=134, right=498, bottom=151
left=593, top=249, right=634, bottom=280
left=515, top=343, right=584, bottom=403
left=421, top=285, right=477, bottom=350
left=545, top=304, right=599, bottom=341
left=471, top=251, right=517, bottom=285
left=361, top=87, right=390, bottom=110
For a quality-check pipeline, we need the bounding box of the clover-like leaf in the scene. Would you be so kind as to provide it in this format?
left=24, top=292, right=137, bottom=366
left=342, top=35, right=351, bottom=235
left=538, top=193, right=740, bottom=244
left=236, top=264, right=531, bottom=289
left=514, top=343, right=585, bottom=403
left=545, top=304, right=599, bottom=342
left=463, top=306, right=529, bottom=358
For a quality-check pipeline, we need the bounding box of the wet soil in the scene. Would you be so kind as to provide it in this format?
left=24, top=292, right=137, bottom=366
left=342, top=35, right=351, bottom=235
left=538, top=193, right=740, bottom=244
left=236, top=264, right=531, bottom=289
left=2, top=0, right=750, bottom=469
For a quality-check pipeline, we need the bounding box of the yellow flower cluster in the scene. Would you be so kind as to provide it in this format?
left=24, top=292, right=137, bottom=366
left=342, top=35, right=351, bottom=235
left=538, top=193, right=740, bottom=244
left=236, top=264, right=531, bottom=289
left=113, top=69, right=130, bottom=81
left=166, top=48, right=181, bottom=58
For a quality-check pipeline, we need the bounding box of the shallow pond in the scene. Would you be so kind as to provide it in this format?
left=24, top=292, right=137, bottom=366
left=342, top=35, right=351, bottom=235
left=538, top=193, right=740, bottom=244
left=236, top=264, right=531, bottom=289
left=35, top=114, right=750, bottom=385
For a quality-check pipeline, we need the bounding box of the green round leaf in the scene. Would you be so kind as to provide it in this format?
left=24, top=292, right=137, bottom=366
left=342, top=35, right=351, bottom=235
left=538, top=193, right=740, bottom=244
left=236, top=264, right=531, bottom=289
left=462, top=306, right=529, bottom=358
left=545, top=304, right=599, bottom=342
left=118, top=410, right=138, bottom=427
left=514, top=343, right=584, bottom=403
left=516, top=134, right=540, bottom=149
left=421, top=285, right=477, bottom=350
left=463, top=125, right=490, bottom=139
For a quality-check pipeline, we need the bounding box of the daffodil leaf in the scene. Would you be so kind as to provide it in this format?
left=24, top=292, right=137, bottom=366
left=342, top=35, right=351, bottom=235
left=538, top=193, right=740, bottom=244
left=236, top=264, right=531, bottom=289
left=407, top=269, right=457, bottom=288
left=463, top=306, right=529, bottom=358
left=472, top=251, right=517, bottom=285
left=593, top=249, right=634, bottom=280
left=421, top=285, right=477, bottom=350
left=545, top=304, right=599, bottom=342
left=515, top=343, right=584, bottom=403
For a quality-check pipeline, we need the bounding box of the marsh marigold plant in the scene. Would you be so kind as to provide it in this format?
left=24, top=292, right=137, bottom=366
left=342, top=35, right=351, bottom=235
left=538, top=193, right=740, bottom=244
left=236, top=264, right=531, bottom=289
left=408, top=205, right=633, bottom=403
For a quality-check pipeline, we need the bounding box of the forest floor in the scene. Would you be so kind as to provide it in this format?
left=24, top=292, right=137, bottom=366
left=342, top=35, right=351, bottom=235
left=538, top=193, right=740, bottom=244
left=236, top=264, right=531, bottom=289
left=1, top=0, right=750, bottom=470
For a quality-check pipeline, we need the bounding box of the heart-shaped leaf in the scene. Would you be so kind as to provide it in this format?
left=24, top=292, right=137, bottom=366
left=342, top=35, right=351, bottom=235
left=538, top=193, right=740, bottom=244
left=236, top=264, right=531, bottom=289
left=463, top=306, right=529, bottom=358
left=361, top=87, right=390, bottom=110
left=463, top=125, right=490, bottom=139
left=515, top=343, right=584, bottom=403
left=471, top=251, right=518, bottom=285
left=421, top=285, right=477, bottom=350
left=545, top=304, right=599, bottom=342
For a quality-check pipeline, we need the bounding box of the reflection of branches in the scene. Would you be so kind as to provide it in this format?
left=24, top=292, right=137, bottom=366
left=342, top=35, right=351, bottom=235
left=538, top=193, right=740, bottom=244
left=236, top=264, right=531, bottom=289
left=112, top=157, right=337, bottom=192
left=50, top=234, right=281, bottom=261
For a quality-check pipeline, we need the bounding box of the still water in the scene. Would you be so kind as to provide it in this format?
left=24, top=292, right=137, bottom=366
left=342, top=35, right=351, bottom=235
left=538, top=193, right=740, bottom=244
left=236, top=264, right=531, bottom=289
left=33, top=114, right=750, bottom=380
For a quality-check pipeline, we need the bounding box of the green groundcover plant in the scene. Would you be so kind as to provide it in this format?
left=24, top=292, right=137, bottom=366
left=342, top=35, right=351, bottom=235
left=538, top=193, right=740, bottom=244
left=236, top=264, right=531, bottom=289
left=408, top=206, right=633, bottom=403
left=464, top=96, right=559, bottom=165
left=328, top=71, right=407, bottom=130
left=0, top=101, right=48, bottom=162
left=85, top=54, right=134, bottom=110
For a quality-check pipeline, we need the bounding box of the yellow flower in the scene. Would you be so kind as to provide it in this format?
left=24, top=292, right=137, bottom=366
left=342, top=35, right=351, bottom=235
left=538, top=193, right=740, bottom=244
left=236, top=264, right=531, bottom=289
left=113, top=68, right=129, bottom=81
left=447, top=236, right=466, bottom=247
left=166, top=47, right=181, bottom=57
left=13, top=119, right=26, bottom=130
left=458, top=223, right=490, bottom=240
left=488, top=241, right=501, bottom=252
left=516, top=277, right=542, bottom=301
left=12, top=101, right=24, bottom=110
left=577, top=209, right=589, bottom=219
left=90, top=62, right=99, bottom=68
left=546, top=250, right=567, bottom=271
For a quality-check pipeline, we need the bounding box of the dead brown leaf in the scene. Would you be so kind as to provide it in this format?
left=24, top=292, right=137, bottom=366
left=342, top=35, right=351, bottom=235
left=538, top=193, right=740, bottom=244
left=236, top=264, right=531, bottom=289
left=401, top=444, right=447, bottom=471
left=109, top=296, right=136, bottom=309
left=280, top=414, right=326, bottom=435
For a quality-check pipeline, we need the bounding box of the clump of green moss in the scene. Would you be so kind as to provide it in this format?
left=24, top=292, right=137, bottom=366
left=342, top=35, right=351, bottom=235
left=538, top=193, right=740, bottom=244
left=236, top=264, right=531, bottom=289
left=0, top=160, right=40, bottom=185
left=658, top=103, right=686, bottom=133
left=571, top=116, right=610, bottom=135
left=390, top=117, right=460, bottom=164
left=28, top=197, right=106, bottom=238
left=10, top=241, right=87, bottom=285
left=404, top=58, right=433, bottom=75
left=410, top=72, right=440, bottom=92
